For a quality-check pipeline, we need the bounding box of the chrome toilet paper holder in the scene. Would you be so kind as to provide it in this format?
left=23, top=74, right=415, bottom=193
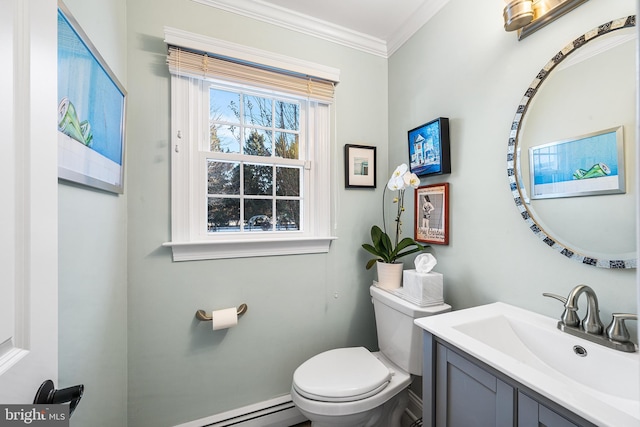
left=195, top=303, right=248, bottom=321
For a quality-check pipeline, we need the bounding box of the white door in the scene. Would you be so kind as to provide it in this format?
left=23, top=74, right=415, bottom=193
left=0, top=0, right=58, bottom=402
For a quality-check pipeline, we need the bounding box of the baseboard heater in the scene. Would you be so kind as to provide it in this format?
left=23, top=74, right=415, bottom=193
left=175, top=389, right=423, bottom=427
left=174, top=394, right=307, bottom=427
left=405, top=389, right=423, bottom=424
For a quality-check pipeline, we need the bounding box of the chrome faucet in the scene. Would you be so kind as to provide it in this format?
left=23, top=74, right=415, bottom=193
left=564, top=284, right=604, bottom=334
left=544, top=285, right=637, bottom=353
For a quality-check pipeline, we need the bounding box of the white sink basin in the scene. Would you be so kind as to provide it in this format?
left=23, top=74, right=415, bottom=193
left=415, top=302, right=640, bottom=427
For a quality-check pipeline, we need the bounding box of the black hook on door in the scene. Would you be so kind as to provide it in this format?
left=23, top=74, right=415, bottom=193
left=33, top=380, right=84, bottom=417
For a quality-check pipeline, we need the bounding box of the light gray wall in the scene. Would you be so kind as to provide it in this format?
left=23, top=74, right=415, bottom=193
left=389, top=0, right=637, bottom=329
left=125, top=0, right=387, bottom=425
left=56, top=1, right=638, bottom=426
left=58, top=0, right=128, bottom=426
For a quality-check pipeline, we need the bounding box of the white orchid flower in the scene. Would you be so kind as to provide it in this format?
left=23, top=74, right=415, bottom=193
left=387, top=175, right=406, bottom=191
left=391, top=163, right=408, bottom=179
left=403, top=172, right=420, bottom=189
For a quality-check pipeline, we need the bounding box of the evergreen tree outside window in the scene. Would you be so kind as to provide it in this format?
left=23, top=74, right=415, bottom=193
left=207, top=87, right=302, bottom=233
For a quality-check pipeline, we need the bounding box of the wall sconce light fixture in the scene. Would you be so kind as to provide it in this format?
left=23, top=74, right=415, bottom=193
left=503, top=0, right=534, bottom=32
left=503, top=0, right=590, bottom=40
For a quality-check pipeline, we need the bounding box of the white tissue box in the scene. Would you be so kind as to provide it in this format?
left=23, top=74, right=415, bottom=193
left=401, top=270, right=443, bottom=306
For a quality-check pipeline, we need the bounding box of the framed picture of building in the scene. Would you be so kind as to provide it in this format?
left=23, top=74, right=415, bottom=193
left=408, top=117, right=451, bottom=177
left=57, top=1, right=127, bottom=194
left=345, top=144, right=376, bottom=188
left=415, top=183, right=449, bottom=245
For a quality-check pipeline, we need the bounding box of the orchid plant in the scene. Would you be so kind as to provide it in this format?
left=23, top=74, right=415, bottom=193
left=362, top=164, right=427, bottom=269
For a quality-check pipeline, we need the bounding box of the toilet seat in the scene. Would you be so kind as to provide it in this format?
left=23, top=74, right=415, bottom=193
left=292, top=347, right=392, bottom=402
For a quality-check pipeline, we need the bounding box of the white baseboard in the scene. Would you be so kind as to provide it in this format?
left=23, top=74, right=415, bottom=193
left=174, top=389, right=422, bottom=427
left=174, top=395, right=307, bottom=427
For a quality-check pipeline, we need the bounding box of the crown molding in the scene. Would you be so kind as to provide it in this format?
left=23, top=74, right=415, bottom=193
left=386, top=0, right=451, bottom=56
left=192, top=0, right=452, bottom=58
left=192, top=0, right=389, bottom=57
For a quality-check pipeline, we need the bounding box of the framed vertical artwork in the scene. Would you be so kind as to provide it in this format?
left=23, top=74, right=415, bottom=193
left=408, top=117, right=451, bottom=177
left=415, top=183, right=449, bottom=245
left=57, top=1, right=127, bottom=194
left=344, top=144, right=376, bottom=188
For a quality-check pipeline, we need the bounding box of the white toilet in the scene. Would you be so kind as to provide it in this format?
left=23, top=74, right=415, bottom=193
left=291, top=285, right=451, bottom=427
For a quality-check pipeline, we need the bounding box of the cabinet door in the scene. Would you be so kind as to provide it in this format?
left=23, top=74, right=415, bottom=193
left=436, top=344, right=514, bottom=427
left=518, top=392, right=580, bottom=427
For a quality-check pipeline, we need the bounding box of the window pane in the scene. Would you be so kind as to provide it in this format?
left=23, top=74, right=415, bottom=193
left=276, top=200, right=300, bottom=231
left=208, top=160, right=240, bottom=194
left=274, top=132, right=298, bottom=159
left=208, top=197, right=240, bottom=232
left=276, top=166, right=300, bottom=196
left=210, top=88, right=240, bottom=124
left=245, top=199, right=273, bottom=231
left=244, top=128, right=272, bottom=157
left=243, top=95, right=272, bottom=127
left=244, top=164, right=273, bottom=195
left=275, top=100, right=299, bottom=131
left=211, top=124, right=240, bottom=153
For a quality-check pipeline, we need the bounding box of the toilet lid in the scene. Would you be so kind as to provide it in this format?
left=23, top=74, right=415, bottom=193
left=293, top=347, right=391, bottom=402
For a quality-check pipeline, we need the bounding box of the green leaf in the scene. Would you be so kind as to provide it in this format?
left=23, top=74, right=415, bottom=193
left=365, top=258, right=379, bottom=269
left=378, top=233, right=393, bottom=258
left=362, top=243, right=383, bottom=258
left=396, top=237, right=422, bottom=252
left=395, top=246, right=425, bottom=259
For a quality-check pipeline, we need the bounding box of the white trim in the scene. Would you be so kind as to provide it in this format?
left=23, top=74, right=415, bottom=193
left=386, top=0, right=451, bottom=57
left=163, top=237, right=336, bottom=261
left=173, top=394, right=306, bottom=427
left=164, top=26, right=340, bottom=83
left=190, top=0, right=388, bottom=57
left=190, top=0, right=452, bottom=58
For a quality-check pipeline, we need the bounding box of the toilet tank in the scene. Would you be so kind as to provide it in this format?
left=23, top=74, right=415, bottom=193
left=370, top=285, right=450, bottom=375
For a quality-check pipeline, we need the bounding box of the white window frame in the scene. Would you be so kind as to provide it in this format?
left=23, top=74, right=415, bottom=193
left=162, top=28, right=338, bottom=261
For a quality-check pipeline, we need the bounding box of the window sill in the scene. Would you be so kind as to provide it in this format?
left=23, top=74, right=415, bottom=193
left=163, top=236, right=337, bottom=261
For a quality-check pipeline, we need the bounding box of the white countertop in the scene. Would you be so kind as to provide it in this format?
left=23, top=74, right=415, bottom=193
left=415, top=302, right=640, bottom=427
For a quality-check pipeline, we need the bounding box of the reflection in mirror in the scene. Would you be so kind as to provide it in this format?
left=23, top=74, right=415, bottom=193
left=508, top=16, right=637, bottom=268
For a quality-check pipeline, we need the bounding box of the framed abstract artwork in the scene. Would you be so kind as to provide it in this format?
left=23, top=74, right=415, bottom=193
left=57, top=1, right=127, bottom=193
left=529, top=126, right=625, bottom=199
left=345, top=144, right=376, bottom=188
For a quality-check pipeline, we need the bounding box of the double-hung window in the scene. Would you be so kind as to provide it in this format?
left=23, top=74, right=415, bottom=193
left=163, top=29, right=339, bottom=261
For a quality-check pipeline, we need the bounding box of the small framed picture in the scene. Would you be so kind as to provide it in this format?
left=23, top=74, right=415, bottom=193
left=345, top=144, right=376, bottom=188
left=408, top=117, right=451, bottom=177
left=415, top=183, right=449, bottom=245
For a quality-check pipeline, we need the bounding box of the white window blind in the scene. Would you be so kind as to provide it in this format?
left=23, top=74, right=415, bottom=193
left=167, top=45, right=335, bottom=102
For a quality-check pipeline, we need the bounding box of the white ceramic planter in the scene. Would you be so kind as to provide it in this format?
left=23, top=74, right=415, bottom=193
left=376, top=261, right=403, bottom=289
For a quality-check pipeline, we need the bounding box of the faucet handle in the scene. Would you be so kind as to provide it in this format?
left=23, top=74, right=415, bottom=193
left=542, top=293, right=567, bottom=304
left=543, top=292, right=580, bottom=327
left=606, top=313, right=637, bottom=343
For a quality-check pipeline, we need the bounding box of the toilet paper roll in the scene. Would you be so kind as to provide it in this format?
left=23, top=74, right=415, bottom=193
left=211, top=307, right=238, bottom=330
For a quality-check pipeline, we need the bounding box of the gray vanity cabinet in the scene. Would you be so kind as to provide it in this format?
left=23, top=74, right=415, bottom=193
left=434, top=343, right=514, bottom=426
left=423, top=331, right=596, bottom=427
left=518, top=392, right=579, bottom=427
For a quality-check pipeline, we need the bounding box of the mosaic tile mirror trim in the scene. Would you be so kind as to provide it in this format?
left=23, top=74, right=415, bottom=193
left=506, top=15, right=637, bottom=269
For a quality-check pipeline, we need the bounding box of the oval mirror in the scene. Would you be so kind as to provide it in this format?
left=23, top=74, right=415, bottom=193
left=507, top=16, right=637, bottom=269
